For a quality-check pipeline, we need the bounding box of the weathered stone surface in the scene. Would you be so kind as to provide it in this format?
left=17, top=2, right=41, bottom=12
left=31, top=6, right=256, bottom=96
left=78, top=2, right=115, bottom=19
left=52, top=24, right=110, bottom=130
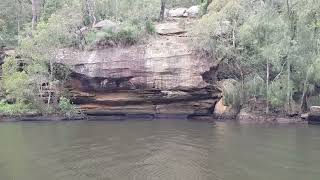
left=57, top=21, right=214, bottom=91
left=186, top=6, right=200, bottom=17
left=164, top=8, right=170, bottom=18
left=237, top=109, right=305, bottom=124
left=70, top=87, right=220, bottom=116
left=155, top=22, right=186, bottom=35
left=57, top=18, right=221, bottom=117
left=301, top=113, right=308, bottom=119
left=214, top=99, right=237, bottom=119
left=168, top=8, right=188, bottom=17
left=93, top=19, right=118, bottom=31
left=310, top=106, right=320, bottom=115
left=308, top=106, right=320, bottom=124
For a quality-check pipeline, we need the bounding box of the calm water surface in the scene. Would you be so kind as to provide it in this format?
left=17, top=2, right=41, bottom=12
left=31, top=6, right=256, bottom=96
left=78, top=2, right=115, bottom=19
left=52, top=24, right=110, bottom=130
left=0, top=120, right=320, bottom=180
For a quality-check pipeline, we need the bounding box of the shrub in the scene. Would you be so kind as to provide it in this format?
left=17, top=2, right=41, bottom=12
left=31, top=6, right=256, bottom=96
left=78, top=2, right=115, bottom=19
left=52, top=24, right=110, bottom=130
left=58, top=97, right=78, bottom=118
left=220, top=79, right=242, bottom=111
left=0, top=100, right=36, bottom=116
left=116, top=25, right=140, bottom=45
left=145, top=20, right=156, bottom=34
left=85, top=22, right=142, bottom=48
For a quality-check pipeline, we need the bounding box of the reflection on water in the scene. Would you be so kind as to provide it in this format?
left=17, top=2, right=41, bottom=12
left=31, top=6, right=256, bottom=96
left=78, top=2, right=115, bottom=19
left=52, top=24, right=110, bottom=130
left=0, top=120, right=319, bottom=180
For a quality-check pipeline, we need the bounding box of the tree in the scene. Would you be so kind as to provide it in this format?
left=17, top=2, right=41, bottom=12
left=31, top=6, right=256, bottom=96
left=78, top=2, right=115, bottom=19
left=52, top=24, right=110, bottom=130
left=31, top=0, right=40, bottom=30
left=83, top=0, right=96, bottom=27
left=0, top=0, right=31, bottom=47
left=159, top=0, right=166, bottom=21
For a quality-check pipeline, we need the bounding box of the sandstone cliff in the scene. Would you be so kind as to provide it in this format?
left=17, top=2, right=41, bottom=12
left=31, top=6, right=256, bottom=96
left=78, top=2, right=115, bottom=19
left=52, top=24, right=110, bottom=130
left=57, top=17, right=221, bottom=119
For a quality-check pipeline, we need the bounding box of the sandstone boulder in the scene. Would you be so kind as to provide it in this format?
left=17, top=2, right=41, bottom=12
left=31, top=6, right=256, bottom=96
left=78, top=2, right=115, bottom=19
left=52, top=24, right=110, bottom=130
left=301, top=113, right=308, bottom=119
left=213, top=99, right=237, bottom=119
left=168, top=8, right=188, bottom=17
left=93, top=19, right=118, bottom=31
left=164, top=8, right=170, bottom=18
left=308, top=106, right=320, bottom=124
left=155, top=22, right=187, bottom=35
left=186, top=6, right=200, bottom=17
left=237, top=109, right=304, bottom=124
left=4, top=49, right=15, bottom=57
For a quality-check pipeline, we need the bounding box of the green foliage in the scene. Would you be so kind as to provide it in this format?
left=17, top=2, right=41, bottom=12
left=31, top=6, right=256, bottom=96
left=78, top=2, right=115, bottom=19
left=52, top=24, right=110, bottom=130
left=195, top=0, right=320, bottom=113
left=3, top=71, right=30, bottom=102
left=0, top=101, right=35, bottom=116
left=116, top=24, right=140, bottom=45
left=2, top=56, right=18, bottom=76
left=20, top=2, right=82, bottom=58
left=0, top=0, right=31, bottom=47
left=269, top=77, right=290, bottom=109
left=2, top=57, right=32, bottom=103
left=167, top=0, right=202, bottom=8
left=58, top=97, right=78, bottom=118
left=52, top=63, right=71, bottom=82
left=220, top=79, right=242, bottom=110
left=86, top=22, right=145, bottom=47
left=145, top=20, right=156, bottom=34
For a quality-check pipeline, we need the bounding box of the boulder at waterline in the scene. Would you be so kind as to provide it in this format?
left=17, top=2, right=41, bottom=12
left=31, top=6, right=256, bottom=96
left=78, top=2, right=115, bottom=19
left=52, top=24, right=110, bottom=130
left=308, top=106, right=320, bottom=124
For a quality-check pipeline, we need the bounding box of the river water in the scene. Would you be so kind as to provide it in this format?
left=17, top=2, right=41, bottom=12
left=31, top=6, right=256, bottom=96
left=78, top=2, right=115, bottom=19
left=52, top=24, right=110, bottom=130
left=0, top=120, right=319, bottom=180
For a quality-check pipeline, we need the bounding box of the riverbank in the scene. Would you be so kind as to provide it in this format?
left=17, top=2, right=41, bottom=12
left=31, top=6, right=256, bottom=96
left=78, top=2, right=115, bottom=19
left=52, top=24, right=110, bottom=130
left=0, top=113, right=217, bottom=122
left=0, top=114, right=85, bottom=122
left=0, top=112, right=308, bottom=124
left=236, top=111, right=307, bottom=125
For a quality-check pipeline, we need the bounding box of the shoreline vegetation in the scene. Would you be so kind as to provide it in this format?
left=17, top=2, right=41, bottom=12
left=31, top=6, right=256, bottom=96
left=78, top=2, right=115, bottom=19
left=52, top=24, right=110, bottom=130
left=1, top=0, right=320, bottom=124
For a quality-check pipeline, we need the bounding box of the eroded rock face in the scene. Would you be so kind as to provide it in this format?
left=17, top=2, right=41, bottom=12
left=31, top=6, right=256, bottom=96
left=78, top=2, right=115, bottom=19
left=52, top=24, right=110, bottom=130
left=57, top=19, right=221, bottom=118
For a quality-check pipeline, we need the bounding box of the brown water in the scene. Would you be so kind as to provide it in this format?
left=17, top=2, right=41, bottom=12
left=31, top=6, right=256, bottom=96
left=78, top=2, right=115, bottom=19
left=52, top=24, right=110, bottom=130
left=0, top=120, right=320, bottom=180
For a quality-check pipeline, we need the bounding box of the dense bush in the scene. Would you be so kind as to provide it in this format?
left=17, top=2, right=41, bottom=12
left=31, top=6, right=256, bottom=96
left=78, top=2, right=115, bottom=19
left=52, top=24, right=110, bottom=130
left=85, top=20, right=154, bottom=48
left=0, top=100, right=36, bottom=116
left=195, top=0, right=320, bottom=114
left=58, top=97, right=78, bottom=118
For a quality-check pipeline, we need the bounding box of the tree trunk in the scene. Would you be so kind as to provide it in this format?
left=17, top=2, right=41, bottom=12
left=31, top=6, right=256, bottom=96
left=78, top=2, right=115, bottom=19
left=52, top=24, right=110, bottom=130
left=16, top=0, right=22, bottom=35
left=159, top=0, right=166, bottom=22
left=31, top=0, right=39, bottom=30
left=232, top=19, right=237, bottom=48
left=286, top=58, right=291, bottom=113
left=266, top=58, right=270, bottom=114
left=286, top=0, right=297, bottom=114
left=83, top=0, right=96, bottom=27
left=91, top=0, right=96, bottom=27
left=300, top=74, right=309, bottom=113
left=47, top=59, right=53, bottom=108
